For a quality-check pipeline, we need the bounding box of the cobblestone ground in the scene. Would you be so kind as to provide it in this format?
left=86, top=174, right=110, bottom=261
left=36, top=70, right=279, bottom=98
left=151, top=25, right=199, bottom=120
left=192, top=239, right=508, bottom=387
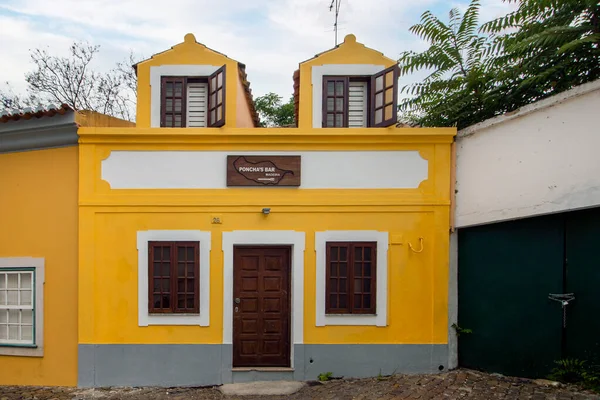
left=1, top=370, right=598, bottom=400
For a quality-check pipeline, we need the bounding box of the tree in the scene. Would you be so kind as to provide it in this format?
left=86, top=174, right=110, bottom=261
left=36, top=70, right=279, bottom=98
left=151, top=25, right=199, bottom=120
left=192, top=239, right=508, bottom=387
left=397, top=1, right=500, bottom=128
left=482, top=0, right=600, bottom=107
left=253, top=93, right=295, bottom=127
left=1, top=42, right=138, bottom=121
left=398, top=0, right=600, bottom=129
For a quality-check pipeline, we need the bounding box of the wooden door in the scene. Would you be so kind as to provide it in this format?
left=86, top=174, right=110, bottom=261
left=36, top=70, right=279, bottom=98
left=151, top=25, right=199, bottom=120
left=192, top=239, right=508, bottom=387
left=233, top=246, right=291, bottom=367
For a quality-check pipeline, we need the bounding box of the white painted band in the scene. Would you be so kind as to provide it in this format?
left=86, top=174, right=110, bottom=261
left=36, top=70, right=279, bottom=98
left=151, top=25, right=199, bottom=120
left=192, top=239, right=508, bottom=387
left=102, top=151, right=427, bottom=189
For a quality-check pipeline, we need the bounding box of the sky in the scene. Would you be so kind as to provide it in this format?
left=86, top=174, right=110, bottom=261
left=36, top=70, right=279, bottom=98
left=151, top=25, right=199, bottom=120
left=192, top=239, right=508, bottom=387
left=0, top=0, right=515, bottom=104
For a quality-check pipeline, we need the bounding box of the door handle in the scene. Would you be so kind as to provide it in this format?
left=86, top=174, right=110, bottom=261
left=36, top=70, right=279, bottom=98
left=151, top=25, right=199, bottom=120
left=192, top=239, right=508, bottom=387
left=235, top=297, right=241, bottom=304
left=548, top=293, right=575, bottom=328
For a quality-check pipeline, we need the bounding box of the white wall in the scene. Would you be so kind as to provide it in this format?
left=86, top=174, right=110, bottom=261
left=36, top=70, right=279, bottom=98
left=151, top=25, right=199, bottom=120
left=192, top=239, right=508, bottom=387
left=455, top=79, right=600, bottom=228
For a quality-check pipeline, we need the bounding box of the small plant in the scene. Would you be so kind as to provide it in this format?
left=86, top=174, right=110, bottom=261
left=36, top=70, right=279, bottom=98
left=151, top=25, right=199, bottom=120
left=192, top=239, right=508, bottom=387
left=377, top=370, right=389, bottom=381
left=548, top=359, right=600, bottom=392
left=318, top=372, right=333, bottom=382
left=451, top=323, right=473, bottom=337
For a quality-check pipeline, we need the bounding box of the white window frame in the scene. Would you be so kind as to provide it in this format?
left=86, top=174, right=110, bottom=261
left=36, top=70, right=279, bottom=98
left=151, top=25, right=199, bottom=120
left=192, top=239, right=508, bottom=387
left=150, top=65, right=220, bottom=128
left=137, top=230, right=211, bottom=326
left=0, top=258, right=44, bottom=357
left=315, top=231, right=388, bottom=326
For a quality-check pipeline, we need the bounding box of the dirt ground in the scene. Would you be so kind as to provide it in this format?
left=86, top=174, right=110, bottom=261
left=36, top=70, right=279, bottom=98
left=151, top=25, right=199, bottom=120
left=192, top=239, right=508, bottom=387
left=1, top=369, right=598, bottom=400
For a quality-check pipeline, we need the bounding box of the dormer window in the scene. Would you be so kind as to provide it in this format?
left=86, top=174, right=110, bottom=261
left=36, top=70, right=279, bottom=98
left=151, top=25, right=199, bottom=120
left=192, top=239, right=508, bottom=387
left=322, top=65, right=398, bottom=128
left=160, top=65, right=226, bottom=128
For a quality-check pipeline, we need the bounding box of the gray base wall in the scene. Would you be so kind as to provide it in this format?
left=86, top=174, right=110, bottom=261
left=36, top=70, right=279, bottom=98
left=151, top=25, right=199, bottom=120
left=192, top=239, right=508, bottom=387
left=78, top=344, right=448, bottom=387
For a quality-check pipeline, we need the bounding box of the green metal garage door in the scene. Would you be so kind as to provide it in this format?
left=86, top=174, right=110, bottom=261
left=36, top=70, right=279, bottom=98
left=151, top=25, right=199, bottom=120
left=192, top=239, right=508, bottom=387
left=458, top=207, right=600, bottom=378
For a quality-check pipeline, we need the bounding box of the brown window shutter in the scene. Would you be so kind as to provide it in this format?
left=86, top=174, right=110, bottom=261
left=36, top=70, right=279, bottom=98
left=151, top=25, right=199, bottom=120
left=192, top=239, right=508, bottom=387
left=325, top=242, right=377, bottom=315
left=161, top=77, right=187, bottom=128
left=148, top=241, right=174, bottom=313
left=370, top=65, right=399, bottom=127
left=326, top=242, right=351, bottom=313
left=322, top=76, right=349, bottom=127
left=208, top=65, right=226, bottom=127
left=349, top=242, right=377, bottom=314
left=173, top=242, right=200, bottom=313
left=148, top=241, right=200, bottom=314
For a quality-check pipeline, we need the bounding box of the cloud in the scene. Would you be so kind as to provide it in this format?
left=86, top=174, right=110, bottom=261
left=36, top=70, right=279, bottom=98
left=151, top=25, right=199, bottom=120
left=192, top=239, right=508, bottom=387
left=0, top=0, right=515, bottom=103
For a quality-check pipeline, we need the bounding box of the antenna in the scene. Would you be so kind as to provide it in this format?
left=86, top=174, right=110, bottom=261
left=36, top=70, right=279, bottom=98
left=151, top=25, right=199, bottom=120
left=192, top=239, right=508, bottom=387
left=329, top=0, right=342, bottom=46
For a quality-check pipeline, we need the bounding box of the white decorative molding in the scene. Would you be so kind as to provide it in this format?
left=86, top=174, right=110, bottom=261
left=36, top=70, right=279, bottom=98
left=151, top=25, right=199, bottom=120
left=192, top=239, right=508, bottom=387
left=137, top=230, right=211, bottom=326
left=0, top=257, right=45, bottom=357
left=221, top=231, right=305, bottom=345
left=315, top=231, right=388, bottom=326
left=102, top=151, right=427, bottom=190
left=311, top=64, right=385, bottom=128
left=150, top=65, right=220, bottom=128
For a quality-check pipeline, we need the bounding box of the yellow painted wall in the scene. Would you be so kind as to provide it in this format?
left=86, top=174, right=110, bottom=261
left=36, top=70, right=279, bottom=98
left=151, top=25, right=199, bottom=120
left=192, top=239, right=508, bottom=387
left=78, top=127, right=454, bottom=346
left=297, top=34, right=397, bottom=129
left=135, top=34, right=243, bottom=128
left=0, top=147, right=79, bottom=386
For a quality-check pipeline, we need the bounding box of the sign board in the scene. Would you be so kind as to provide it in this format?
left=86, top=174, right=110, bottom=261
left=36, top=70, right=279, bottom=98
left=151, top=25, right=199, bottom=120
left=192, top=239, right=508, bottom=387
left=227, top=155, right=301, bottom=186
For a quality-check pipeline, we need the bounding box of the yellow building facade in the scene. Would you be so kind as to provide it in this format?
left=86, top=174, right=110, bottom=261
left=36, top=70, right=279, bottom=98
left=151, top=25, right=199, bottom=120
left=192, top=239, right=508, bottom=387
left=0, top=33, right=455, bottom=387
left=0, top=107, right=133, bottom=386
left=76, top=34, right=455, bottom=386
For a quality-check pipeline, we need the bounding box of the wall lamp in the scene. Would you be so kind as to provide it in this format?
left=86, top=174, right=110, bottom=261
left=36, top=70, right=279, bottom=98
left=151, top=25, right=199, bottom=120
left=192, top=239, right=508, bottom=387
left=262, top=208, right=271, bottom=215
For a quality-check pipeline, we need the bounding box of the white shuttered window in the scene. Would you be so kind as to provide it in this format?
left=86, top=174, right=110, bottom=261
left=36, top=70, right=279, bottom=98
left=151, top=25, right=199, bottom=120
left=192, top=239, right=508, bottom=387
left=348, top=81, right=367, bottom=128
left=186, top=83, right=208, bottom=127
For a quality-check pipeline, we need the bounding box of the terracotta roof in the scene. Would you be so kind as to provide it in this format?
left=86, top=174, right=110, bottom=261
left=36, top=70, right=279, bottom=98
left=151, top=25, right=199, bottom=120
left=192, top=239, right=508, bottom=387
left=0, top=103, right=73, bottom=123
left=237, top=63, right=260, bottom=127
left=293, top=69, right=300, bottom=126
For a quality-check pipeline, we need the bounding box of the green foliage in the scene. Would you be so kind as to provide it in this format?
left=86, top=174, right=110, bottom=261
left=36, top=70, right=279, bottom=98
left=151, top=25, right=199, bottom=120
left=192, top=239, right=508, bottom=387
left=482, top=0, right=600, bottom=108
left=548, top=359, right=600, bottom=392
left=398, top=1, right=498, bottom=129
left=376, top=369, right=394, bottom=381
left=399, top=0, right=600, bottom=129
left=253, top=92, right=295, bottom=127
left=451, top=323, right=473, bottom=337
left=318, top=371, right=333, bottom=382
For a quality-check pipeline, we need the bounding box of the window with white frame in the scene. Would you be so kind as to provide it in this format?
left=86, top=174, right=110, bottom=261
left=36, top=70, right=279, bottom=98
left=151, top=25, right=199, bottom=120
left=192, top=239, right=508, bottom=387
left=321, top=65, right=399, bottom=128
left=315, top=231, right=388, bottom=327
left=160, top=66, right=226, bottom=128
left=0, top=258, right=44, bottom=357
left=137, top=230, right=211, bottom=327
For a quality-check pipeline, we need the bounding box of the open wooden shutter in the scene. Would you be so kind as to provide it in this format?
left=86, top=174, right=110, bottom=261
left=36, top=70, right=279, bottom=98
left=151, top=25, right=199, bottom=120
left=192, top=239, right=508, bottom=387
left=322, top=76, right=349, bottom=127
left=161, top=77, right=186, bottom=127
left=208, top=65, right=226, bottom=127
left=370, top=65, right=399, bottom=127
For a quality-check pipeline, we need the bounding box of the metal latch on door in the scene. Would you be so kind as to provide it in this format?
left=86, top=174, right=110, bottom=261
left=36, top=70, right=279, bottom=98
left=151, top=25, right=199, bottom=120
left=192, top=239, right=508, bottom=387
left=234, top=297, right=240, bottom=313
left=548, top=293, right=575, bottom=328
